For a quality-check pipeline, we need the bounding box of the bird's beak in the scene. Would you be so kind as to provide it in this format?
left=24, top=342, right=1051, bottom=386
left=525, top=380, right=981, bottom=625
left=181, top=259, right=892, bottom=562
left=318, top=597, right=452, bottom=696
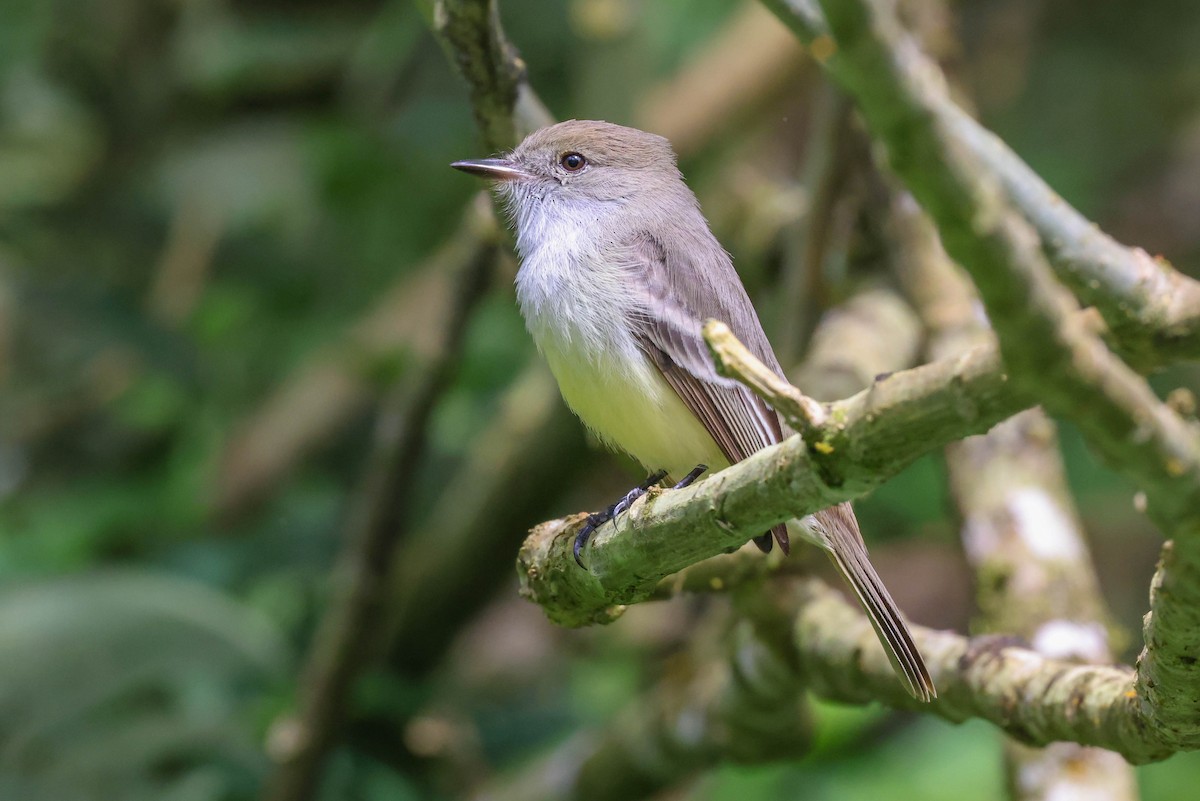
left=450, top=158, right=531, bottom=181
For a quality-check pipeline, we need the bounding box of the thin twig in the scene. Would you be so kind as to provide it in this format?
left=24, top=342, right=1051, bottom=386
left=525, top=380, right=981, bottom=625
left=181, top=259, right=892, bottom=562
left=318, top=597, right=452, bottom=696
left=262, top=234, right=496, bottom=801
left=704, top=319, right=827, bottom=433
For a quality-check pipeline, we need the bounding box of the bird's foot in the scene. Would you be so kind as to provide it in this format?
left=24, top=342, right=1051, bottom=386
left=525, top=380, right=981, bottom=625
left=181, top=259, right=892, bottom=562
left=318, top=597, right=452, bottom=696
left=573, top=470, right=667, bottom=567
left=572, top=466, right=709, bottom=567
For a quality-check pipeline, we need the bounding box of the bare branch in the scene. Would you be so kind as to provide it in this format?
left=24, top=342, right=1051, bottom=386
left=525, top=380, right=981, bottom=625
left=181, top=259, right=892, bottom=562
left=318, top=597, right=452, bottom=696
left=813, top=0, right=1200, bottom=743
left=381, top=366, right=587, bottom=675
left=788, top=579, right=1170, bottom=762
left=890, top=188, right=1137, bottom=800
left=422, top=0, right=545, bottom=151
left=519, top=323, right=1025, bottom=627
left=762, top=0, right=1200, bottom=364
left=705, top=319, right=828, bottom=433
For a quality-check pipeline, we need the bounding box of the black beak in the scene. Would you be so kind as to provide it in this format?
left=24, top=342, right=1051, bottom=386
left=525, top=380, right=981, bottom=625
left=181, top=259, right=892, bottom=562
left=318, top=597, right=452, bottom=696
left=450, top=158, right=530, bottom=181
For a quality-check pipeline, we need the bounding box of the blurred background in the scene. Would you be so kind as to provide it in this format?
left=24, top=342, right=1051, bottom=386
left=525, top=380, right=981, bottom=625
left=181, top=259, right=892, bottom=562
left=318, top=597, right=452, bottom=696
left=2, top=0, right=1200, bottom=799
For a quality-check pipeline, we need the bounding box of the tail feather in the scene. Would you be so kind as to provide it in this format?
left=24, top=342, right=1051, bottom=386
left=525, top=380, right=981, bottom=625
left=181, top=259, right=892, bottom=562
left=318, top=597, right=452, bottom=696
left=815, top=506, right=935, bottom=702
left=829, top=544, right=935, bottom=702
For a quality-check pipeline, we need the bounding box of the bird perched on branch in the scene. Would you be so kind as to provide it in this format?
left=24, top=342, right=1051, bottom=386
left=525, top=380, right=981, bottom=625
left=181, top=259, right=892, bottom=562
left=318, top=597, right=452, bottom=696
left=453, top=120, right=934, bottom=701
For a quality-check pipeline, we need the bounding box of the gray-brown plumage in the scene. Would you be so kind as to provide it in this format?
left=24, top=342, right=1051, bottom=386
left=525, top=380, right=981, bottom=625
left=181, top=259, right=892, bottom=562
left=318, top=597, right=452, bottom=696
left=452, top=120, right=935, bottom=702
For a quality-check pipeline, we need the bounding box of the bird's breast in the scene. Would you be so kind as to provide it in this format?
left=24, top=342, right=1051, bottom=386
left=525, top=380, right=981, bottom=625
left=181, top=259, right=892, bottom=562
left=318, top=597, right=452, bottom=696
left=514, top=233, right=724, bottom=479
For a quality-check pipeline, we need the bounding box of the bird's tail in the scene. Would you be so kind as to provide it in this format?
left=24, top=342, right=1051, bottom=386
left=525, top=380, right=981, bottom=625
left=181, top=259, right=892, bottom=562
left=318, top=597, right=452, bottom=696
left=809, top=505, right=936, bottom=702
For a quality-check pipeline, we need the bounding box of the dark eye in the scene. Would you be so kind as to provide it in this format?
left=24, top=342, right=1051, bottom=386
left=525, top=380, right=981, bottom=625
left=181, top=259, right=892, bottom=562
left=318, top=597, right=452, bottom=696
left=560, top=152, right=587, bottom=171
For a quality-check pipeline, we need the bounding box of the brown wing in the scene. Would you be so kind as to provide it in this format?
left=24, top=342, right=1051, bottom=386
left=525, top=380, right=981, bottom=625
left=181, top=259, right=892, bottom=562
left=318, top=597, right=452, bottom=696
left=629, top=233, right=790, bottom=553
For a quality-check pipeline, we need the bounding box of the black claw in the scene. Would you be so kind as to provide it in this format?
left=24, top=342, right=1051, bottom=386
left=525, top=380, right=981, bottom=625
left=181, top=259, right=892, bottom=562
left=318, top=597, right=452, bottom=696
left=572, top=471, right=669, bottom=569
left=574, top=511, right=610, bottom=568
left=610, top=470, right=668, bottom=519
left=609, top=491, right=639, bottom=519
left=673, top=464, right=707, bottom=489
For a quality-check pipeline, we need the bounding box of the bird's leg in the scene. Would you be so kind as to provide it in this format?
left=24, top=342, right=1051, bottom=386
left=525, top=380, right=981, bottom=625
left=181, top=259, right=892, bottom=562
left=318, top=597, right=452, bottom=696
left=574, top=470, right=668, bottom=568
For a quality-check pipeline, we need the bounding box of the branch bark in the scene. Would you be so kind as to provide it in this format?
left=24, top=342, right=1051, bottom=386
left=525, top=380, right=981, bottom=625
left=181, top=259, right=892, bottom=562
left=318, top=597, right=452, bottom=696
left=889, top=188, right=1137, bottom=800
left=485, top=283, right=922, bottom=801
left=517, top=326, right=1024, bottom=627
left=789, top=579, right=1168, bottom=762
left=761, top=0, right=1200, bottom=366
left=813, top=0, right=1200, bottom=749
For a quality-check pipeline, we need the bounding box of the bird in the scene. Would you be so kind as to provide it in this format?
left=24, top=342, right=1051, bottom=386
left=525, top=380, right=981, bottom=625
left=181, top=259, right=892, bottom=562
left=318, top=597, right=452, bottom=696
left=452, top=119, right=934, bottom=701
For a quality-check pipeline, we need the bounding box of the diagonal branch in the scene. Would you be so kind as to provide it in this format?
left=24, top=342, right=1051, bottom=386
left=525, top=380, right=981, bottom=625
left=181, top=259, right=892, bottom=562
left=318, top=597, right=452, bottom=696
left=889, top=188, right=1137, bottom=800
left=420, top=0, right=545, bottom=151
left=788, top=579, right=1172, bottom=762
left=760, top=0, right=1200, bottom=365
left=813, top=0, right=1200, bottom=746
left=517, top=327, right=1026, bottom=627
left=263, top=223, right=497, bottom=801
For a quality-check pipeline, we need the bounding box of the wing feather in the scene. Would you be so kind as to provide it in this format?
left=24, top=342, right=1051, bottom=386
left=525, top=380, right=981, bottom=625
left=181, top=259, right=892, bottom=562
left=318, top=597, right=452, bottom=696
left=627, top=233, right=789, bottom=552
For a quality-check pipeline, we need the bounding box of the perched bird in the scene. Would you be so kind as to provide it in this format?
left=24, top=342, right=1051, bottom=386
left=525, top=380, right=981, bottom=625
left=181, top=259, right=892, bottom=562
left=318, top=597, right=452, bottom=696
left=453, top=120, right=934, bottom=701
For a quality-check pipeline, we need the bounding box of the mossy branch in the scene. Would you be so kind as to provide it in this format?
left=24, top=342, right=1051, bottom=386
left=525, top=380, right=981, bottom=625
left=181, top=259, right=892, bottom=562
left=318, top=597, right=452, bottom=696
left=814, top=0, right=1200, bottom=747
left=762, top=0, right=1200, bottom=365
left=517, top=325, right=1025, bottom=627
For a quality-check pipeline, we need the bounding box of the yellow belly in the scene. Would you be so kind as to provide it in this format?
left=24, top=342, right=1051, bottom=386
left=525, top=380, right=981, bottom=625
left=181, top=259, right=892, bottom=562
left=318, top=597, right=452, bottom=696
left=542, top=344, right=728, bottom=481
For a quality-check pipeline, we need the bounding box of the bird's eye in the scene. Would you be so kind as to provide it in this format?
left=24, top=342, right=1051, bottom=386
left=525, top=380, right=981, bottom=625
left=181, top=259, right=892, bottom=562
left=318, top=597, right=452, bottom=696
left=560, top=152, right=587, bottom=172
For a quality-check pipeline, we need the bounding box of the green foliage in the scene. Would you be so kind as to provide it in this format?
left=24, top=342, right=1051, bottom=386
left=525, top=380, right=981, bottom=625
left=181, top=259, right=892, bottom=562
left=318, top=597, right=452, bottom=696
left=0, top=571, right=289, bottom=801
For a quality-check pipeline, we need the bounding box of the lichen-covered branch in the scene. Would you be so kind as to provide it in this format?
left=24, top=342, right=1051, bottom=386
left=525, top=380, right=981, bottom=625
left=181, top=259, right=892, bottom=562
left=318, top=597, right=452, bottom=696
left=788, top=579, right=1173, bottom=763
left=518, top=327, right=1028, bottom=627
left=488, top=285, right=925, bottom=800
left=889, top=189, right=1136, bottom=800
left=761, top=0, right=1200, bottom=365
left=421, top=0, right=536, bottom=151
left=815, top=0, right=1200, bottom=748
left=945, top=106, right=1200, bottom=367
left=518, top=295, right=1179, bottom=630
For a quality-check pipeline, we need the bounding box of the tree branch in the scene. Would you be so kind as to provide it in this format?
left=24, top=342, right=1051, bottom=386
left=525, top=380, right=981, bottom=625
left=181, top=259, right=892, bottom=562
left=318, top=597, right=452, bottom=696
left=381, top=366, right=587, bottom=675
left=889, top=187, right=1137, bottom=800
left=761, top=0, right=1200, bottom=365
left=421, top=0, right=543, bottom=151
left=263, top=228, right=496, bottom=801
left=788, top=579, right=1172, bottom=762
left=489, top=283, right=923, bottom=800
left=518, top=312, right=1032, bottom=628
left=814, top=0, right=1200, bottom=747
